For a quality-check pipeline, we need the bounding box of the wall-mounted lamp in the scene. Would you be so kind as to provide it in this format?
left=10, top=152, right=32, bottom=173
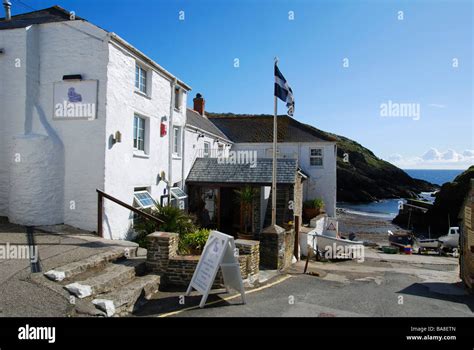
left=63, top=74, right=82, bottom=80
left=197, top=133, right=205, bottom=139
left=111, top=131, right=122, bottom=144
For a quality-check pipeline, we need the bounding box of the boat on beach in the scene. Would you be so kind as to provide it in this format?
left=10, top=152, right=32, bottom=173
left=388, top=230, right=414, bottom=252
left=309, top=218, right=364, bottom=259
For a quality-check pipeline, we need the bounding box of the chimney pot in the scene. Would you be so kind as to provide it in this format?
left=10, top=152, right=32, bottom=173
left=3, top=0, right=11, bottom=21
left=193, top=93, right=205, bottom=116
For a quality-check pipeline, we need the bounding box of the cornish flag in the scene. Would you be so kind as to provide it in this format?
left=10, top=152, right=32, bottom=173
left=274, top=63, right=295, bottom=116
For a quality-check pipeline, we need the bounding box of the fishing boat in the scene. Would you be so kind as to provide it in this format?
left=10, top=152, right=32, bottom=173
left=312, top=218, right=364, bottom=259
left=388, top=230, right=414, bottom=252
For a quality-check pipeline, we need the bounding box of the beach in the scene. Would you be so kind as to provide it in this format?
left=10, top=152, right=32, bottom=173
left=336, top=208, right=409, bottom=246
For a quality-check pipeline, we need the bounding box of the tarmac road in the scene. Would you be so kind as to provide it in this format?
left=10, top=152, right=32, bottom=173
left=148, top=258, right=473, bottom=318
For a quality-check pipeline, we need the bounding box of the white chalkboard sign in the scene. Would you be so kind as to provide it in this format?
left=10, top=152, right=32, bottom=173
left=186, top=231, right=246, bottom=308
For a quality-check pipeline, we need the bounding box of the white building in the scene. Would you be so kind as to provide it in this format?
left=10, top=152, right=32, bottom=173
left=0, top=6, right=336, bottom=241
left=208, top=114, right=338, bottom=217
left=0, top=6, right=196, bottom=239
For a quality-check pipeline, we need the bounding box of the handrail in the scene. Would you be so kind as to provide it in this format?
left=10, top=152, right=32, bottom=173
left=96, top=189, right=163, bottom=237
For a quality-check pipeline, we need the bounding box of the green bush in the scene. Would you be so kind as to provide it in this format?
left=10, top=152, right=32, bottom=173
left=133, top=205, right=197, bottom=248
left=179, top=228, right=210, bottom=254
left=303, top=198, right=325, bottom=209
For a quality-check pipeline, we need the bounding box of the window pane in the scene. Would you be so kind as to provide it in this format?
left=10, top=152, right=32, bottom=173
left=311, top=148, right=322, bottom=156
left=173, top=127, right=179, bottom=154
left=310, top=157, right=323, bottom=166
left=174, top=89, right=180, bottom=109
left=134, top=191, right=156, bottom=208
left=135, top=65, right=140, bottom=89
left=134, top=116, right=145, bottom=151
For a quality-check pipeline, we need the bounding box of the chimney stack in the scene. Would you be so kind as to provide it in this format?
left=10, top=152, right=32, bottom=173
left=193, top=93, right=205, bottom=116
left=3, top=0, right=11, bottom=21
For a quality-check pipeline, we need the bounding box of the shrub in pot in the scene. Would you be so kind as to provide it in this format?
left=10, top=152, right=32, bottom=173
left=303, top=198, right=325, bottom=221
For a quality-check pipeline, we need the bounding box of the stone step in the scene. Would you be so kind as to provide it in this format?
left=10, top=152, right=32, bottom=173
left=44, top=247, right=134, bottom=282
left=92, top=274, right=161, bottom=317
left=64, top=259, right=145, bottom=299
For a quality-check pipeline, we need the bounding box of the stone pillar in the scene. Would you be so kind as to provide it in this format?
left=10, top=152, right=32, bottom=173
left=146, top=231, right=179, bottom=274
left=260, top=225, right=286, bottom=269
left=235, top=239, right=260, bottom=276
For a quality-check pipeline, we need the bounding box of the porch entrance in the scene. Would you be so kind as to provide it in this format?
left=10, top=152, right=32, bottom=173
left=188, top=185, right=245, bottom=237
left=219, top=187, right=240, bottom=236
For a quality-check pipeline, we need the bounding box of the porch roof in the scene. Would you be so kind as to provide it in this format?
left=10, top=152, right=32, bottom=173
left=186, top=158, right=298, bottom=185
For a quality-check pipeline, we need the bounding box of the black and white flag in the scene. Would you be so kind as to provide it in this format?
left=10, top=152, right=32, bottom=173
left=274, top=64, right=295, bottom=116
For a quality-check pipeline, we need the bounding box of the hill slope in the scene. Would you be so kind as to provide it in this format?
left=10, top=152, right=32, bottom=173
left=326, top=132, right=436, bottom=202
left=426, top=166, right=474, bottom=233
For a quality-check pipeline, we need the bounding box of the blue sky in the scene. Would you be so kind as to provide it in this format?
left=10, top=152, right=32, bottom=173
left=12, top=0, right=473, bottom=169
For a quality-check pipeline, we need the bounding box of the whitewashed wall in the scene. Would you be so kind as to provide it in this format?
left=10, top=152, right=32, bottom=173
left=183, top=126, right=231, bottom=182
left=103, top=41, right=189, bottom=240
left=0, top=20, right=190, bottom=240
left=231, top=142, right=337, bottom=216
left=0, top=21, right=109, bottom=229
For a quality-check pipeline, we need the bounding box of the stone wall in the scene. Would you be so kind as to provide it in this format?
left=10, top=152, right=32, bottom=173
left=460, top=179, right=474, bottom=291
left=236, top=239, right=260, bottom=276
left=260, top=225, right=295, bottom=270
left=146, top=232, right=260, bottom=288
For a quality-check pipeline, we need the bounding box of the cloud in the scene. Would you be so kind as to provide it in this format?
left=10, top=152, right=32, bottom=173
left=387, top=153, right=403, bottom=162
left=386, top=148, right=474, bottom=169
left=421, top=148, right=442, bottom=161
left=463, top=149, right=474, bottom=157
left=427, top=103, right=446, bottom=109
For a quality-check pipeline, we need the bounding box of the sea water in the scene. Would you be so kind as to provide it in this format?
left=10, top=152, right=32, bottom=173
left=337, top=169, right=463, bottom=218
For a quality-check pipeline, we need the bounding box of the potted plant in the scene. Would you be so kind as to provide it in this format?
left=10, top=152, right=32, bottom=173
left=234, top=186, right=256, bottom=239
left=303, top=198, right=325, bottom=221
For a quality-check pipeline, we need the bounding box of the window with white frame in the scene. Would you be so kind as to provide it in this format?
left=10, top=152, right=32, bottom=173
left=135, top=63, right=147, bottom=94
left=310, top=148, right=323, bottom=166
left=174, top=88, right=182, bottom=110
left=133, top=114, right=146, bottom=152
left=173, top=126, right=181, bottom=156
left=133, top=188, right=155, bottom=226
left=217, top=144, right=224, bottom=157
left=203, top=142, right=210, bottom=158
left=134, top=189, right=156, bottom=209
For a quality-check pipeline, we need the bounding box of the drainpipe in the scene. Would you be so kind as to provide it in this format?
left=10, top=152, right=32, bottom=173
left=181, top=114, right=186, bottom=191
left=3, top=0, right=11, bottom=21
left=168, top=78, right=177, bottom=203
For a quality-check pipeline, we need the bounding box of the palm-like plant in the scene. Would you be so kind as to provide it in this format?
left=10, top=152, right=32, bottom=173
left=234, top=186, right=256, bottom=234
left=133, top=205, right=197, bottom=243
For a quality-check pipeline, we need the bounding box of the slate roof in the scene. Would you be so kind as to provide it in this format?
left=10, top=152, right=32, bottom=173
left=186, top=109, right=231, bottom=142
left=0, top=6, right=83, bottom=30
left=207, top=114, right=337, bottom=143
left=186, top=158, right=298, bottom=184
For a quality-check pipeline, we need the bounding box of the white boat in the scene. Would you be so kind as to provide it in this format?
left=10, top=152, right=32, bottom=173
left=316, top=233, right=364, bottom=250
left=310, top=217, right=364, bottom=259
left=416, top=237, right=440, bottom=250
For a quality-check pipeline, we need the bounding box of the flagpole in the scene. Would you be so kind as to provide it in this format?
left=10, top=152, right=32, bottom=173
left=271, top=57, right=278, bottom=226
